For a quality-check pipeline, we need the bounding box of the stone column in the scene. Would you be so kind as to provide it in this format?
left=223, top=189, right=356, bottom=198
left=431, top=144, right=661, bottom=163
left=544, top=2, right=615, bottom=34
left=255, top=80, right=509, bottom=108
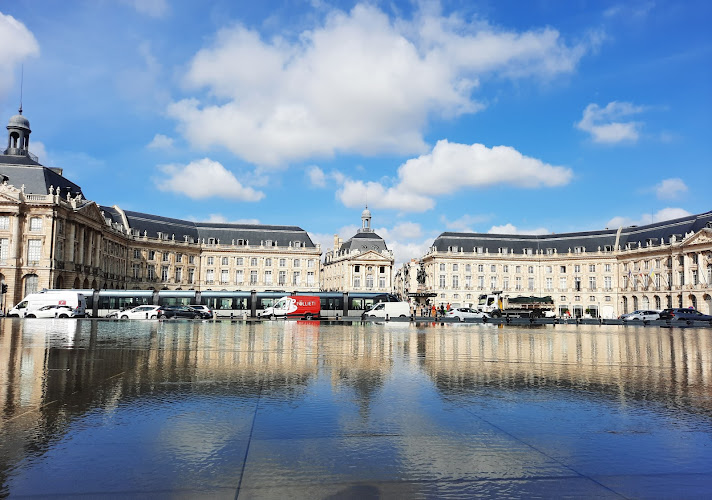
left=77, top=226, right=85, bottom=265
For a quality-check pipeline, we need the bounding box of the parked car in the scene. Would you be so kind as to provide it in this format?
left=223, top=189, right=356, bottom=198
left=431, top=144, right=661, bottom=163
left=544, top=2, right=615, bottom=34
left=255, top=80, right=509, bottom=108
left=659, top=308, right=712, bottom=321
left=158, top=305, right=209, bottom=320
left=25, top=304, right=79, bottom=318
left=620, top=310, right=661, bottom=321
left=189, top=305, right=213, bottom=319
left=445, top=307, right=490, bottom=320
left=108, top=305, right=162, bottom=320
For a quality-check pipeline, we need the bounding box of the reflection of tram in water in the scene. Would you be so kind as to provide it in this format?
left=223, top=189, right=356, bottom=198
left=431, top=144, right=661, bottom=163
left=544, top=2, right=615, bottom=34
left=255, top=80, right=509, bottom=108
left=50, top=289, right=401, bottom=318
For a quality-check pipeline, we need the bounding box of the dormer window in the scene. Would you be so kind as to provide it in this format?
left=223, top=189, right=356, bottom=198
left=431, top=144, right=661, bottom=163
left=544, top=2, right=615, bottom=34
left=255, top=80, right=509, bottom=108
left=498, top=247, right=508, bottom=254
left=523, top=248, right=533, bottom=255
left=475, top=247, right=484, bottom=254
left=574, top=246, right=584, bottom=253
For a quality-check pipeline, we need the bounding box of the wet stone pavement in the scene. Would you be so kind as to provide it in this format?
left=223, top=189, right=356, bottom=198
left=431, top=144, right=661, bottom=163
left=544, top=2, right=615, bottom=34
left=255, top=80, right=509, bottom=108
left=1, top=319, right=711, bottom=499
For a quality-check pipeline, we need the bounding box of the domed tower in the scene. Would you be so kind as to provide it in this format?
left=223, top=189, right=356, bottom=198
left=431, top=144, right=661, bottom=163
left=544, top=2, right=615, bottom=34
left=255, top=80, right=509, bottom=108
left=359, top=206, right=373, bottom=233
left=5, top=105, right=32, bottom=156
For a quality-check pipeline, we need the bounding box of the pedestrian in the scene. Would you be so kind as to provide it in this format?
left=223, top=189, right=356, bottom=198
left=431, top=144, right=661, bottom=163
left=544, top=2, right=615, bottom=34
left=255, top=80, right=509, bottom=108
left=431, top=304, right=436, bottom=317
left=446, top=302, right=451, bottom=312
left=440, top=304, right=445, bottom=317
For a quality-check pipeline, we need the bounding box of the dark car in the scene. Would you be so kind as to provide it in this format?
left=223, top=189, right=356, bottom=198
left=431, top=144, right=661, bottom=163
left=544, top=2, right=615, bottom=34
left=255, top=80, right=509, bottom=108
left=157, top=305, right=209, bottom=320
left=659, top=308, right=712, bottom=322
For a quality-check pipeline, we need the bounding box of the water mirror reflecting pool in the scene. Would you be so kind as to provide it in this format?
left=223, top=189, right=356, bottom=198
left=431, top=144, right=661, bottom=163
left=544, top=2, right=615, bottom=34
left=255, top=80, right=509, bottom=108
left=1, top=319, right=711, bottom=498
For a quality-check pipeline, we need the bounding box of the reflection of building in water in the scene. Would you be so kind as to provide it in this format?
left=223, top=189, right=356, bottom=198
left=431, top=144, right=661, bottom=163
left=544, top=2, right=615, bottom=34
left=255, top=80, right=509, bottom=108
left=422, top=325, right=712, bottom=413
left=2, top=322, right=712, bottom=480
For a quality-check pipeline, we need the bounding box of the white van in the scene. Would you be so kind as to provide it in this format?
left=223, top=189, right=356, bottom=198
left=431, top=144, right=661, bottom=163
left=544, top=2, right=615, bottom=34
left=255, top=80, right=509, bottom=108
left=362, top=301, right=410, bottom=319
left=8, top=291, right=87, bottom=318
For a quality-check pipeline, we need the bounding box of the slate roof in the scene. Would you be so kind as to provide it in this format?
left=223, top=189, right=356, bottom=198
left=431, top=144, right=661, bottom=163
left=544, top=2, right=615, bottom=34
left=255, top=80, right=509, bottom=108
left=432, top=211, right=712, bottom=254
left=119, top=209, right=315, bottom=247
left=0, top=162, right=84, bottom=197
left=339, top=231, right=389, bottom=253
left=618, top=211, right=712, bottom=248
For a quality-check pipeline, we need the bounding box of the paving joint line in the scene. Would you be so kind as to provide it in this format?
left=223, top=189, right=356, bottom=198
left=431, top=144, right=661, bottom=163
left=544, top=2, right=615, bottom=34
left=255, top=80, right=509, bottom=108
left=461, top=406, right=629, bottom=499
left=235, top=380, right=263, bottom=500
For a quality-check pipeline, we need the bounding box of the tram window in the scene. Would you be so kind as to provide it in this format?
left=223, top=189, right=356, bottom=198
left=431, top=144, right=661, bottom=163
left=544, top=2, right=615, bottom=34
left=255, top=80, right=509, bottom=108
left=159, top=296, right=191, bottom=306
left=99, top=295, right=150, bottom=310
left=258, top=298, right=277, bottom=309
left=320, top=297, right=343, bottom=310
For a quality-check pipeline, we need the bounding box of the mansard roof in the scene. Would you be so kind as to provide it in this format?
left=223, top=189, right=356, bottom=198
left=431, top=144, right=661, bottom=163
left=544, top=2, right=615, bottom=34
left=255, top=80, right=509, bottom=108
left=339, top=231, right=389, bottom=253
left=617, top=211, right=712, bottom=248
left=0, top=163, right=84, bottom=197
left=432, top=211, right=712, bottom=254
left=433, top=229, right=617, bottom=254
left=117, top=208, right=315, bottom=247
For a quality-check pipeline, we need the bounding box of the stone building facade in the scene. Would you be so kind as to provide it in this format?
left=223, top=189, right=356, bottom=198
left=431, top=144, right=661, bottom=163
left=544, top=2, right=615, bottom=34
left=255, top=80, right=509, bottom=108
left=408, top=214, right=712, bottom=318
left=0, top=109, right=320, bottom=311
left=321, top=208, right=395, bottom=293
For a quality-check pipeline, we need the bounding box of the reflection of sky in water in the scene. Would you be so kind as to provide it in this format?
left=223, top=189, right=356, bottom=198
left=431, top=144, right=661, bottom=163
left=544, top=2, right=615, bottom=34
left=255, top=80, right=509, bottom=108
left=1, top=320, right=711, bottom=497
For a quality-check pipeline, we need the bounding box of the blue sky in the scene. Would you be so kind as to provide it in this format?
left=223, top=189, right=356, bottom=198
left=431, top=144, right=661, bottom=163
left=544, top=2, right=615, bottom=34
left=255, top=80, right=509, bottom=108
left=1, top=0, right=710, bottom=263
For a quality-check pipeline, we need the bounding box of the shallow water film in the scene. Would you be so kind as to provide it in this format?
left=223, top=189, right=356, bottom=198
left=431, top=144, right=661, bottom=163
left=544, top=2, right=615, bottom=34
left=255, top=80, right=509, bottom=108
left=1, top=319, right=711, bottom=499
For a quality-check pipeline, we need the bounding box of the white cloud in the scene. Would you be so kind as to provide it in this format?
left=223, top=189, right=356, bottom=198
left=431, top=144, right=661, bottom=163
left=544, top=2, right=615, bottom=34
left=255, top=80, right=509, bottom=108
left=336, top=140, right=572, bottom=212
left=29, top=140, right=48, bottom=165
left=147, top=134, right=174, bottom=150
left=488, top=223, right=549, bottom=235
left=337, top=179, right=435, bottom=212
left=121, top=0, right=169, bottom=18
left=655, top=178, right=687, bottom=200
left=155, top=158, right=265, bottom=201
left=200, top=214, right=260, bottom=224
left=441, top=213, right=492, bottom=232
left=576, top=101, right=646, bottom=143
left=606, top=207, right=692, bottom=228
left=168, top=3, right=595, bottom=166
left=0, top=13, right=39, bottom=98
left=306, top=165, right=326, bottom=188
left=398, top=140, right=573, bottom=195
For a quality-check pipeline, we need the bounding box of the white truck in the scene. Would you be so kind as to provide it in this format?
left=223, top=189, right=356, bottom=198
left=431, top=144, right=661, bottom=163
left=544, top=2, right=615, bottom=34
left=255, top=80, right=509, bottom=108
left=477, top=291, right=555, bottom=318
left=362, top=301, right=410, bottom=319
left=7, top=291, right=87, bottom=318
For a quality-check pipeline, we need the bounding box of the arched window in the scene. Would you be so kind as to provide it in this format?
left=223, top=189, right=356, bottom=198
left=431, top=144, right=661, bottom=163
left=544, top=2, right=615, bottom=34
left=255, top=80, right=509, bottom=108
left=641, top=296, right=649, bottom=309
left=24, top=274, right=39, bottom=296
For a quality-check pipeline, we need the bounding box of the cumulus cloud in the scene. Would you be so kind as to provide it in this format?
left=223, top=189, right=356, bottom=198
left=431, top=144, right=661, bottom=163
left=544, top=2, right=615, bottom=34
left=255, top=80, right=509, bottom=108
left=606, top=207, right=692, bottom=228
left=441, top=214, right=492, bottom=232
left=655, top=178, right=687, bottom=200
left=336, top=140, right=572, bottom=212
left=398, top=140, right=572, bottom=195
left=306, top=165, right=327, bottom=188
left=0, top=13, right=39, bottom=97
left=488, top=223, right=549, bottom=235
left=147, top=134, right=174, bottom=150
left=168, top=3, right=595, bottom=166
left=337, top=179, right=435, bottom=212
left=120, top=0, right=169, bottom=18
left=155, top=158, right=264, bottom=201
left=576, top=101, right=646, bottom=143
left=200, top=214, right=260, bottom=224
